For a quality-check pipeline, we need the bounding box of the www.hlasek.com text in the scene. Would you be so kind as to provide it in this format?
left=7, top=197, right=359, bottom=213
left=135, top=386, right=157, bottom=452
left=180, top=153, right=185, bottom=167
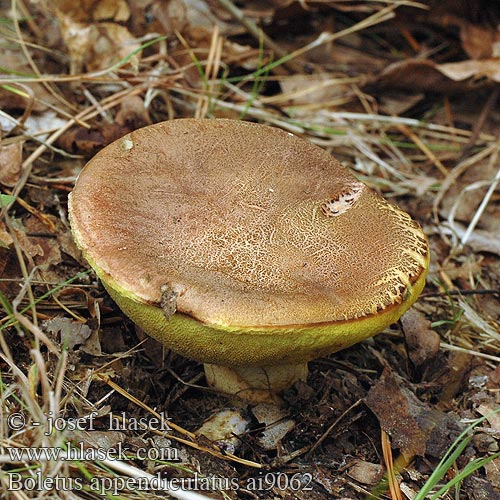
left=7, top=441, right=179, bottom=462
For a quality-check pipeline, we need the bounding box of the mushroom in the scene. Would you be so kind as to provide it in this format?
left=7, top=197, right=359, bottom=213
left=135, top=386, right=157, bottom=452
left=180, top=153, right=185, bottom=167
left=68, top=119, right=429, bottom=402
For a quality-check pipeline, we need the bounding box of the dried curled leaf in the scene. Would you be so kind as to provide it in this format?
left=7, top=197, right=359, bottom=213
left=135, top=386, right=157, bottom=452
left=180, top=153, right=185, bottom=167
left=0, top=141, right=23, bottom=187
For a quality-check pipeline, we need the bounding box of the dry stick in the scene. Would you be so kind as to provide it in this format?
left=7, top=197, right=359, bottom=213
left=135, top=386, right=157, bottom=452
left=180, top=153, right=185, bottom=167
left=97, top=374, right=263, bottom=469
left=422, top=288, right=500, bottom=298
left=196, top=25, right=223, bottom=118
left=216, top=0, right=302, bottom=74
left=381, top=429, right=403, bottom=500
left=440, top=342, right=500, bottom=364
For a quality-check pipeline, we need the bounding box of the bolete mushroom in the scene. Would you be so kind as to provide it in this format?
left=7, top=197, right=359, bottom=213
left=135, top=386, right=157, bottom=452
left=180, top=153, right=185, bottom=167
left=68, top=119, right=429, bottom=402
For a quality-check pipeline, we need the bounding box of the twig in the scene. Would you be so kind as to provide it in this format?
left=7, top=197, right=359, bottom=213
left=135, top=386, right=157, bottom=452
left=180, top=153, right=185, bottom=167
left=97, top=374, right=263, bottom=469
left=381, top=429, right=403, bottom=500
left=440, top=343, right=500, bottom=364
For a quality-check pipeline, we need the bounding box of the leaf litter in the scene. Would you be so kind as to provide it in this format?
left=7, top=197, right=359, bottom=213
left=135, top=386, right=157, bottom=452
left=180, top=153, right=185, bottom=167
left=0, top=1, right=500, bottom=499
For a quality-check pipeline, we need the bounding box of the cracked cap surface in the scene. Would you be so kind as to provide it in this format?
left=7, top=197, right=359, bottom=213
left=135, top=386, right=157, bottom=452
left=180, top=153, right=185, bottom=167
left=69, top=118, right=429, bottom=330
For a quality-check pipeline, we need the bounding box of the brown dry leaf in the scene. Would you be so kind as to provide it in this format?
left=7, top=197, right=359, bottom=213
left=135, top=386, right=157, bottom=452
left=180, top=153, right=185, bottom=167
left=76, top=429, right=126, bottom=451
left=463, top=475, right=500, bottom=500
left=452, top=225, right=500, bottom=256
left=0, top=221, right=14, bottom=247
left=438, top=59, right=500, bottom=83
left=378, top=92, right=425, bottom=116
left=93, top=0, right=130, bottom=22
left=365, top=368, right=462, bottom=458
left=439, top=156, right=499, bottom=232
left=44, top=317, right=92, bottom=350
left=460, top=22, right=500, bottom=60
left=0, top=246, right=21, bottom=298
left=484, top=457, right=500, bottom=490
left=376, top=59, right=494, bottom=93
left=89, top=23, right=142, bottom=72
left=477, top=403, right=500, bottom=432
left=12, top=226, right=44, bottom=262
left=115, top=95, right=152, bottom=129
left=275, top=73, right=352, bottom=108
left=347, top=460, right=384, bottom=485
left=130, top=0, right=188, bottom=37
left=57, top=12, right=141, bottom=73
left=0, top=141, right=23, bottom=187
left=23, top=111, right=68, bottom=141
left=58, top=122, right=129, bottom=157
left=437, top=352, right=472, bottom=404
left=440, top=257, right=483, bottom=283
left=56, top=13, right=93, bottom=74
left=52, top=0, right=130, bottom=22
left=400, top=309, right=440, bottom=369
left=24, top=217, right=62, bottom=269
left=149, top=0, right=187, bottom=34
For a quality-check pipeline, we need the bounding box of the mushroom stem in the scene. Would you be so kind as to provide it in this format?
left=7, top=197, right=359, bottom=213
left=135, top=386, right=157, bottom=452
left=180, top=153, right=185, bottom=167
left=204, top=363, right=308, bottom=403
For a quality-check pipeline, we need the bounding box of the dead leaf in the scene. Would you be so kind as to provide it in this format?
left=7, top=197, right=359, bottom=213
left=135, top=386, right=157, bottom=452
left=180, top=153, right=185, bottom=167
left=347, top=460, right=384, bottom=485
left=460, top=22, right=500, bottom=60
left=463, top=475, right=500, bottom=500
left=56, top=12, right=141, bottom=73
left=0, top=221, right=14, bottom=247
left=0, top=141, right=23, bottom=187
left=115, top=95, right=152, bottom=129
left=58, top=122, right=129, bottom=157
left=477, top=403, right=500, bottom=432
left=365, top=368, right=463, bottom=458
left=438, top=59, right=500, bottom=83
left=375, top=59, right=495, bottom=93
left=449, top=223, right=500, bottom=256
left=76, top=429, right=126, bottom=451
left=472, top=432, right=498, bottom=453
left=149, top=0, right=187, bottom=34
left=93, top=0, right=130, bottom=22
left=24, top=111, right=68, bottom=141
left=21, top=217, right=62, bottom=270
left=89, top=23, right=141, bottom=72
left=275, top=73, right=352, bottom=107
left=52, top=0, right=130, bottom=23
left=437, top=352, right=472, bottom=404
left=44, top=316, right=92, bottom=350
left=401, top=309, right=440, bottom=369
left=484, top=457, right=500, bottom=490
left=251, top=403, right=295, bottom=451
left=196, top=409, right=249, bottom=454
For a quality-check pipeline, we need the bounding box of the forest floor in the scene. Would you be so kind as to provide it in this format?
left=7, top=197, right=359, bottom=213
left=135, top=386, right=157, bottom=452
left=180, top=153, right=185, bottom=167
left=1, top=1, right=500, bottom=499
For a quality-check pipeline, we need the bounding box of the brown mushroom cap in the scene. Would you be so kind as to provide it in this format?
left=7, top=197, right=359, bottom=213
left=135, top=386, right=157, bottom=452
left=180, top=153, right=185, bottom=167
left=69, top=119, right=428, bottom=332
